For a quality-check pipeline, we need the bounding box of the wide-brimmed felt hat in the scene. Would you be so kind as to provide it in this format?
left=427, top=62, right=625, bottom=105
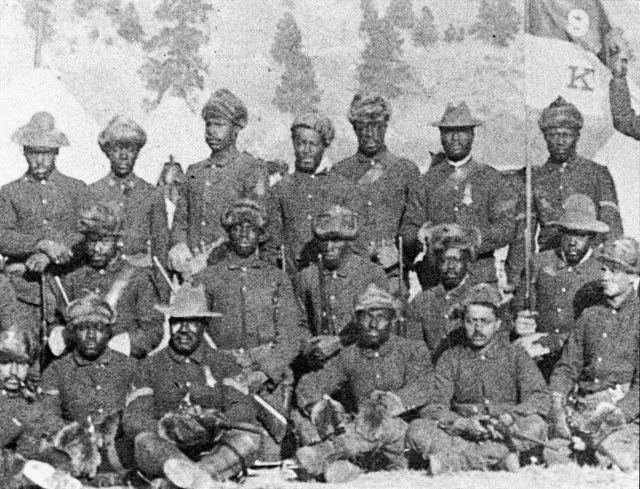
left=431, top=102, right=483, bottom=128
left=155, top=283, right=222, bottom=318
left=547, top=194, right=609, bottom=234
left=596, top=236, right=640, bottom=274
left=313, top=205, right=359, bottom=241
left=353, top=283, right=401, bottom=312
left=11, top=111, right=69, bottom=148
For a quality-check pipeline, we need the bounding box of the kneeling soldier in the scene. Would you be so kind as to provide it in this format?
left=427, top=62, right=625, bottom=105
left=407, top=283, right=549, bottom=474
left=294, top=284, right=433, bottom=482
left=125, top=284, right=263, bottom=488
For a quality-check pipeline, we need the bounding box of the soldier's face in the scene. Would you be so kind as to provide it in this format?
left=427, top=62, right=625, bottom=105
left=293, top=127, right=325, bottom=173
left=24, top=147, right=57, bottom=181
left=74, top=322, right=111, bottom=361
left=205, top=117, right=238, bottom=153
left=0, top=361, right=29, bottom=392
left=601, top=265, right=634, bottom=299
left=440, top=127, right=474, bottom=162
left=106, top=143, right=140, bottom=178
left=358, top=308, right=394, bottom=348
left=86, top=236, right=119, bottom=267
left=169, top=319, right=204, bottom=356
left=544, top=127, right=579, bottom=163
left=354, top=120, right=387, bottom=157
left=229, top=222, right=259, bottom=258
left=464, top=304, right=501, bottom=348
left=561, top=231, right=593, bottom=265
left=437, top=247, right=469, bottom=289
left=321, top=239, right=349, bottom=270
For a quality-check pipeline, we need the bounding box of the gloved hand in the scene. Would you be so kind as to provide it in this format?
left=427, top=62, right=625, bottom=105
left=158, top=412, right=210, bottom=449
left=515, top=310, right=537, bottom=336
left=376, top=240, right=399, bottom=269
left=514, top=332, right=550, bottom=359
left=36, top=240, right=73, bottom=265
left=188, top=238, right=225, bottom=277
left=310, top=396, right=347, bottom=440
left=303, top=335, right=342, bottom=363
left=367, top=390, right=404, bottom=417
left=549, top=392, right=572, bottom=440
left=25, top=252, right=51, bottom=273
left=449, top=415, right=489, bottom=440
left=108, top=333, right=131, bottom=357
left=48, top=326, right=68, bottom=357
left=167, top=242, right=193, bottom=275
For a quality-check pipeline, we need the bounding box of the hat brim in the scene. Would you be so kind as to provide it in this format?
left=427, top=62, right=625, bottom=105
left=547, top=219, right=610, bottom=234
left=431, top=119, right=483, bottom=128
left=595, top=254, right=639, bottom=275
left=155, top=304, right=222, bottom=318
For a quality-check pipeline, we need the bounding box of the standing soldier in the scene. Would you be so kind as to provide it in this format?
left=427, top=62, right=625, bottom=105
left=90, top=116, right=169, bottom=269
left=513, top=195, right=609, bottom=380
left=267, top=113, right=355, bottom=274
left=508, top=97, right=623, bottom=283
left=405, top=223, right=480, bottom=363
left=170, top=89, right=270, bottom=278
left=402, top=102, right=518, bottom=289
left=407, top=284, right=549, bottom=474
left=0, top=112, right=90, bottom=346
left=332, top=92, right=421, bottom=282
left=52, top=204, right=163, bottom=359
left=193, top=199, right=308, bottom=461
left=548, top=237, right=639, bottom=472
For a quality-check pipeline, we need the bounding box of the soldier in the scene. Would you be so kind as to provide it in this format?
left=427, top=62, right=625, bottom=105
left=402, top=102, right=518, bottom=288
left=51, top=203, right=163, bottom=359
left=170, top=89, right=270, bottom=278
left=0, top=112, right=90, bottom=344
left=40, top=292, right=148, bottom=483
left=405, top=223, right=480, bottom=363
left=193, top=199, right=308, bottom=460
left=513, top=194, right=610, bottom=380
left=608, top=30, right=640, bottom=142
left=332, top=92, right=421, bottom=280
left=548, top=237, right=639, bottom=472
left=90, top=116, right=169, bottom=268
left=407, top=283, right=549, bottom=474
left=267, top=113, right=355, bottom=274
left=297, top=205, right=388, bottom=345
left=508, top=97, right=623, bottom=282
left=124, top=283, right=262, bottom=488
left=294, top=284, right=433, bottom=482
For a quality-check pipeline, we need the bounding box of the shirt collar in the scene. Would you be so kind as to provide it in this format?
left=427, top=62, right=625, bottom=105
left=226, top=254, right=264, bottom=270
left=73, top=348, right=116, bottom=367
left=557, top=248, right=594, bottom=271
left=545, top=154, right=578, bottom=171
left=108, top=173, right=137, bottom=189
left=23, top=168, right=62, bottom=184
left=322, top=251, right=357, bottom=278
left=356, top=147, right=388, bottom=166
left=357, top=334, right=397, bottom=359
left=447, top=154, right=472, bottom=168
left=167, top=344, right=207, bottom=365
left=464, top=331, right=510, bottom=358
left=205, top=147, right=240, bottom=168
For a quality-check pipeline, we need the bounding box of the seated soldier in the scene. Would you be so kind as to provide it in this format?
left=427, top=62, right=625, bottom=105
left=193, top=198, right=308, bottom=461
left=513, top=194, right=609, bottom=380
left=407, top=283, right=549, bottom=475
left=51, top=203, right=163, bottom=359
left=124, top=283, right=263, bottom=488
left=548, top=237, right=639, bottom=472
left=40, top=292, right=148, bottom=485
left=405, top=223, right=480, bottom=363
left=294, top=284, right=433, bottom=482
left=297, top=205, right=388, bottom=367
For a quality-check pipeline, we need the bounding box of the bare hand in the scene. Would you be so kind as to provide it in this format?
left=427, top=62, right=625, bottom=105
left=515, top=332, right=550, bottom=358
left=36, top=239, right=73, bottom=264
left=515, top=310, right=538, bottom=336
left=26, top=252, right=51, bottom=273
left=376, top=239, right=399, bottom=269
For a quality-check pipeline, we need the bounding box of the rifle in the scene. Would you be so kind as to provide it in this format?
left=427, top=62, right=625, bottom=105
left=397, top=236, right=407, bottom=337
left=39, top=274, right=48, bottom=373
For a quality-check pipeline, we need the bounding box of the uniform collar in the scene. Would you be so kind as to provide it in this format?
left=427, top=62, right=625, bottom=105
left=447, top=154, right=473, bottom=168
left=73, top=348, right=116, bottom=367
left=23, top=168, right=63, bottom=184
left=555, top=248, right=594, bottom=272
left=544, top=154, right=579, bottom=171
left=205, top=147, right=241, bottom=168
left=225, top=254, right=264, bottom=270
left=355, top=147, right=389, bottom=166
left=167, top=343, right=207, bottom=365
left=107, top=172, right=138, bottom=189
left=437, top=276, right=469, bottom=301
left=464, top=331, right=510, bottom=359
left=357, top=334, right=397, bottom=359
left=322, top=250, right=357, bottom=278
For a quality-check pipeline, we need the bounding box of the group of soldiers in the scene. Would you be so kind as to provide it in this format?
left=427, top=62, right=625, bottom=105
left=0, top=56, right=637, bottom=488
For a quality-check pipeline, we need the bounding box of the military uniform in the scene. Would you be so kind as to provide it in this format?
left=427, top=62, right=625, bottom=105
left=89, top=174, right=169, bottom=265
left=298, top=250, right=388, bottom=337
left=407, top=332, right=549, bottom=472
left=610, top=76, right=640, bottom=141
left=402, top=156, right=517, bottom=285
left=62, top=258, right=163, bottom=358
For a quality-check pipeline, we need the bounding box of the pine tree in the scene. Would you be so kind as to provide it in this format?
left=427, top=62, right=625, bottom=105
left=111, top=2, right=145, bottom=43
left=270, top=12, right=322, bottom=114
left=443, top=23, right=457, bottom=43
left=386, top=0, right=415, bottom=30
left=412, top=5, right=438, bottom=47
left=471, top=0, right=521, bottom=47
left=356, top=0, right=414, bottom=99
left=139, top=0, right=213, bottom=108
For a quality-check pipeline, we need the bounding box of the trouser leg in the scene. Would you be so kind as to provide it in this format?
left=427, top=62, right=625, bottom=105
left=196, top=430, right=262, bottom=481
left=134, top=432, right=189, bottom=479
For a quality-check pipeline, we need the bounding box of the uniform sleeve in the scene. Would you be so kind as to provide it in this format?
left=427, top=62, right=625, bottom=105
left=549, top=315, right=586, bottom=396
left=500, top=346, right=549, bottom=417
left=395, top=341, right=434, bottom=411
left=58, top=181, right=91, bottom=252
left=617, top=339, right=639, bottom=422
left=262, top=185, right=284, bottom=266
left=399, top=174, right=428, bottom=263
left=149, top=189, right=170, bottom=267
left=404, top=298, right=428, bottom=344
left=122, top=359, right=157, bottom=437
left=0, top=188, right=44, bottom=257
left=295, top=351, right=349, bottom=411
left=475, top=171, right=519, bottom=256
left=610, top=77, right=640, bottom=141
left=419, top=349, right=457, bottom=422
left=40, top=362, right=64, bottom=419
left=595, top=165, right=623, bottom=239
left=127, top=271, right=164, bottom=358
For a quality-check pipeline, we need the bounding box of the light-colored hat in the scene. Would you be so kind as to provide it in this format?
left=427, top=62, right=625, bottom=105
left=313, top=205, right=358, bottom=241
left=291, top=112, right=335, bottom=147
left=596, top=236, right=640, bottom=274
left=461, top=283, right=502, bottom=309
left=220, top=199, right=268, bottom=232
left=348, top=92, right=392, bottom=123
left=78, top=203, right=124, bottom=238
left=421, top=223, right=481, bottom=260
left=547, top=194, right=610, bottom=234
left=98, top=116, right=147, bottom=152
left=431, top=102, right=483, bottom=128
left=538, top=96, right=584, bottom=131
left=201, top=88, right=248, bottom=128
left=11, top=111, right=69, bottom=148
left=155, top=283, right=222, bottom=318
left=354, top=283, right=401, bottom=312
left=65, top=293, right=116, bottom=328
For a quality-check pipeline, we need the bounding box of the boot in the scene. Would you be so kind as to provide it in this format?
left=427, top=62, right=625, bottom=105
left=324, top=460, right=362, bottom=483
left=500, top=452, right=520, bottom=472
left=164, top=458, right=221, bottom=489
left=21, top=460, right=83, bottom=489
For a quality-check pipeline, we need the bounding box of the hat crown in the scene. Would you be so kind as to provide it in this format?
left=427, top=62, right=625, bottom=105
left=313, top=205, right=358, bottom=240
left=354, top=283, right=400, bottom=312
left=433, top=101, right=482, bottom=127
left=30, top=111, right=56, bottom=131
left=348, top=92, right=392, bottom=122
left=221, top=198, right=268, bottom=230
left=462, top=283, right=502, bottom=308
left=78, top=202, right=123, bottom=237
left=158, top=283, right=219, bottom=318
left=65, top=292, right=115, bottom=326
left=598, top=236, right=640, bottom=273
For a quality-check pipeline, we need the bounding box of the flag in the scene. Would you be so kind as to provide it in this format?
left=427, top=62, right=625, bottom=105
left=525, top=0, right=640, bottom=239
